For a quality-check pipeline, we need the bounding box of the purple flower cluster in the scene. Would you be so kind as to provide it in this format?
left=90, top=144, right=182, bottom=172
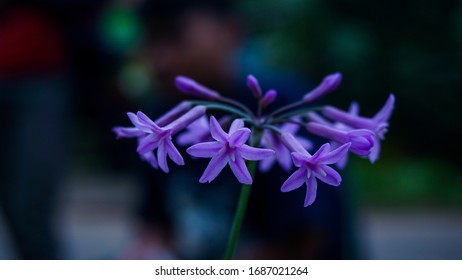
left=114, top=73, right=394, bottom=206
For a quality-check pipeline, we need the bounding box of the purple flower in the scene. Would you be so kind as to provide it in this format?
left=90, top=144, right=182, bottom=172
left=261, top=89, right=277, bottom=108
left=246, top=74, right=277, bottom=107
left=322, top=94, right=395, bottom=162
left=113, top=122, right=161, bottom=169
left=175, top=76, right=221, bottom=100
left=187, top=116, right=274, bottom=184
left=307, top=122, right=376, bottom=157
left=126, top=106, right=205, bottom=172
left=303, top=72, right=342, bottom=103
left=113, top=101, right=193, bottom=139
left=259, top=118, right=312, bottom=172
left=129, top=112, right=182, bottom=173
left=246, top=75, right=262, bottom=98
left=308, top=102, right=359, bottom=168
left=280, top=133, right=350, bottom=206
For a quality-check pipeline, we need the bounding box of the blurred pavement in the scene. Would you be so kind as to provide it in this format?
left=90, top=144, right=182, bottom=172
left=0, top=173, right=461, bottom=259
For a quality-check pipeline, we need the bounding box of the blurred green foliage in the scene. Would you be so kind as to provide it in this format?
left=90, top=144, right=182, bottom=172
left=349, top=155, right=462, bottom=206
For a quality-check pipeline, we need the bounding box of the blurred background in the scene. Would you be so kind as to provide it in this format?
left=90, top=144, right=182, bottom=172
left=0, top=0, right=461, bottom=259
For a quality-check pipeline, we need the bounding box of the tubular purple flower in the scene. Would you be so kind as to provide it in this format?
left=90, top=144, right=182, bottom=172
left=323, top=106, right=374, bottom=130
left=125, top=107, right=205, bottom=173
left=308, top=102, right=359, bottom=169
left=164, top=105, right=206, bottom=134
left=187, top=116, right=274, bottom=184
left=129, top=112, right=180, bottom=173
left=246, top=75, right=262, bottom=98
left=307, top=111, right=332, bottom=126
left=307, top=122, right=375, bottom=157
left=303, top=72, right=342, bottom=103
left=175, top=76, right=220, bottom=100
left=323, top=94, right=394, bottom=139
left=281, top=132, right=311, bottom=155
left=322, top=94, right=394, bottom=162
left=155, top=101, right=192, bottom=127
left=261, top=89, right=277, bottom=108
left=112, top=126, right=145, bottom=139
left=113, top=120, right=160, bottom=169
left=281, top=142, right=350, bottom=206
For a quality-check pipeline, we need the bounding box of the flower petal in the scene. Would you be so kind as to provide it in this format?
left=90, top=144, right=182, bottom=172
left=315, top=165, right=342, bottom=186
left=229, top=156, right=252, bottom=184
left=209, top=116, right=228, bottom=142
left=127, top=112, right=151, bottom=133
left=157, top=141, right=169, bottom=173
left=348, top=129, right=375, bottom=156
left=263, top=131, right=285, bottom=164
left=112, top=126, right=144, bottom=138
left=304, top=175, right=318, bottom=206
left=199, top=148, right=228, bottom=183
left=187, top=142, right=223, bottom=158
left=373, top=94, right=395, bottom=124
left=137, top=111, right=163, bottom=133
left=335, top=152, right=349, bottom=169
left=176, top=131, right=194, bottom=146
left=229, top=119, right=244, bottom=134
left=291, top=152, right=310, bottom=168
left=277, top=148, right=293, bottom=172
left=166, top=139, right=184, bottom=166
left=175, top=116, right=210, bottom=146
left=281, top=167, right=307, bottom=192
left=295, top=136, right=313, bottom=151
left=259, top=156, right=275, bottom=172
left=319, top=143, right=351, bottom=164
left=137, top=134, right=161, bottom=154
left=140, top=152, right=158, bottom=169
left=368, top=136, right=381, bottom=163
left=229, top=128, right=251, bottom=148
left=311, top=143, right=331, bottom=162
left=239, top=144, right=275, bottom=160
left=281, top=132, right=311, bottom=156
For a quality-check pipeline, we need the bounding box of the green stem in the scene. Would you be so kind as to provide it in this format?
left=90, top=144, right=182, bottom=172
left=224, top=160, right=257, bottom=260
left=264, top=100, right=306, bottom=123
left=269, top=106, right=322, bottom=124
left=218, top=96, right=257, bottom=120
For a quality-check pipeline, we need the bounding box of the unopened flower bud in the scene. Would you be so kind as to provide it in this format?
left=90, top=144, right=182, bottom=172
left=303, top=72, right=342, bottom=103
left=175, top=76, right=220, bottom=100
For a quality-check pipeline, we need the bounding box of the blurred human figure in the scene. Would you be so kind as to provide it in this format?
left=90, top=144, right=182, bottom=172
left=120, top=0, right=355, bottom=259
left=0, top=3, right=69, bottom=259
